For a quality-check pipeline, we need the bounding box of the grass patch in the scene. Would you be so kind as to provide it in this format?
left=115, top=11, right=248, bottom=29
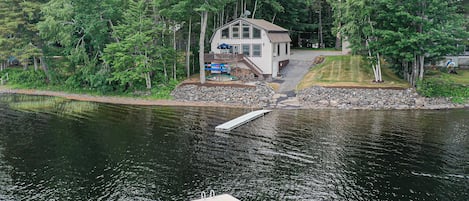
left=417, top=68, right=469, bottom=103
left=424, top=68, right=469, bottom=85
left=298, top=55, right=410, bottom=90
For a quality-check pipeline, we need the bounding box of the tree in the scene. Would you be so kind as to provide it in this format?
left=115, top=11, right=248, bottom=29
left=336, top=0, right=468, bottom=86
left=104, top=0, right=160, bottom=90
left=194, top=0, right=232, bottom=84
left=337, top=0, right=382, bottom=82
left=0, top=0, right=24, bottom=70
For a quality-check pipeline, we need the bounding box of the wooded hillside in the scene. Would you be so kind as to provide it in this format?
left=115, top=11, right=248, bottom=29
left=0, top=0, right=467, bottom=93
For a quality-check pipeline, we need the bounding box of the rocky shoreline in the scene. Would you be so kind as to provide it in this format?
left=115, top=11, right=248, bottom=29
left=171, top=82, right=469, bottom=110
left=171, top=82, right=275, bottom=108
left=297, top=86, right=468, bottom=110
left=1, top=83, right=468, bottom=110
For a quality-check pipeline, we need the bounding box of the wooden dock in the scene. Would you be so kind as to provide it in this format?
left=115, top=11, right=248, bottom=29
left=215, top=110, right=272, bottom=132
left=192, top=194, right=240, bottom=201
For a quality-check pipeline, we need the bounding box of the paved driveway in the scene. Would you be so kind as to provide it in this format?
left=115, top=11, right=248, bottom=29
left=278, top=50, right=342, bottom=93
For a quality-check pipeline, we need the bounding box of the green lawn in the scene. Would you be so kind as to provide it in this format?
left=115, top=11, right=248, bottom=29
left=425, top=68, right=469, bottom=85
left=298, top=55, right=410, bottom=90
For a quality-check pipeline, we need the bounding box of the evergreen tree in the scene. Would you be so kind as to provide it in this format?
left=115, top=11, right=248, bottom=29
left=104, top=0, right=177, bottom=91
left=0, top=0, right=24, bottom=70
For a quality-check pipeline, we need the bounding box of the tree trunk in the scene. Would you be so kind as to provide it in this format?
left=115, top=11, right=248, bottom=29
left=234, top=0, right=238, bottom=19
left=173, top=27, right=177, bottom=80
left=418, top=55, right=425, bottom=81
left=402, top=60, right=409, bottom=82
left=199, top=11, right=208, bottom=84
left=33, top=56, right=38, bottom=71
left=145, top=72, right=151, bottom=89
left=252, top=0, right=258, bottom=19
left=145, top=51, right=151, bottom=89
left=163, top=59, right=168, bottom=81
left=318, top=6, right=324, bottom=48
left=411, top=56, right=418, bottom=86
left=40, top=56, right=51, bottom=83
left=376, top=53, right=382, bottom=82
left=335, top=31, right=341, bottom=50
left=186, top=17, right=192, bottom=78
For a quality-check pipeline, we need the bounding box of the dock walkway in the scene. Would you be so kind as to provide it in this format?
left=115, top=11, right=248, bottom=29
left=192, top=194, right=240, bottom=201
left=215, top=110, right=271, bottom=131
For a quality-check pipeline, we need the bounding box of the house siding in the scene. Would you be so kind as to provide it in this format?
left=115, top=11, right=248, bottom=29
left=210, top=18, right=290, bottom=77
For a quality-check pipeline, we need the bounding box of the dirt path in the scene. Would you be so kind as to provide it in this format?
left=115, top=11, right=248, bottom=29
left=0, top=86, right=247, bottom=108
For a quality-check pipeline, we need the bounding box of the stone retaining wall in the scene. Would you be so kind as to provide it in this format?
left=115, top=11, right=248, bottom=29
left=298, top=86, right=467, bottom=109
left=172, top=83, right=468, bottom=110
left=171, top=82, right=275, bottom=108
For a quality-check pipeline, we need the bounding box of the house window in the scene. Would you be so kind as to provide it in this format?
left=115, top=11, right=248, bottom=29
left=242, top=44, right=250, bottom=56
left=278, top=44, right=281, bottom=56
left=285, top=43, right=288, bottom=55
left=232, top=23, right=240, bottom=38
left=221, top=28, right=229, bottom=39
left=253, top=28, right=261, bottom=38
left=242, top=23, right=250, bottom=38
left=252, top=44, right=261, bottom=57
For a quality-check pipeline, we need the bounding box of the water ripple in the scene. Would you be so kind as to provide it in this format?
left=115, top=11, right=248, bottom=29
left=0, top=96, right=468, bottom=200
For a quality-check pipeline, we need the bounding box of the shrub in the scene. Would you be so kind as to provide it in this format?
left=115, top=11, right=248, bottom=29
left=6, top=69, right=48, bottom=87
left=417, top=75, right=469, bottom=103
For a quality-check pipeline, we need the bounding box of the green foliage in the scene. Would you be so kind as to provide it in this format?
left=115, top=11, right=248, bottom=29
left=150, top=79, right=180, bottom=99
left=0, top=0, right=360, bottom=97
left=417, top=74, right=469, bottom=103
left=4, top=68, right=47, bottom=87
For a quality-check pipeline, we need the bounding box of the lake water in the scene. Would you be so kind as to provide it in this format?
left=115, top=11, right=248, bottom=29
left=0, top=94, right=468, bottom=201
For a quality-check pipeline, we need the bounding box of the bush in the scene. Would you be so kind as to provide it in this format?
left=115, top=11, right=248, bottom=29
left=150, top=79, right=179, bottom=99
left=6, top=69, right=48, bottom=87
left=417, top=75, right=469, bottom=103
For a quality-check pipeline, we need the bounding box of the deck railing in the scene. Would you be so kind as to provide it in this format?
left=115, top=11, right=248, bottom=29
left=204, top=53, right=244, bottom=62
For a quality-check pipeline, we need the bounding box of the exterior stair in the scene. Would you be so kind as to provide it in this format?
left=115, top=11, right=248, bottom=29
left=204, top=53, right=264, bottom=78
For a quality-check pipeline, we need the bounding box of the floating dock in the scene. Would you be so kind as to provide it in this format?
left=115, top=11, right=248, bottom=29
left=215, top=110, right=272, bottom=132
left=192, top=194, right=240, bottom=201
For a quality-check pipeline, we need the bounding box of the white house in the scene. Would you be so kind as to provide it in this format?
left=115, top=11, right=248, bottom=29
left=207, top=18, right=291, bottom=79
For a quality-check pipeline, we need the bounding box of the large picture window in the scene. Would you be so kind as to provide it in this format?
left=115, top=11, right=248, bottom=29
left=253, top=28, right=261, bottom=38
left=242, top=44, right=250, bottom=56
left=252, top=44, right=261, bottom=57
left=242, top=23, right=250, bottom=38
left=232, top=23, right=240, bottom=38
left=221, top=28, right=229, bottom=39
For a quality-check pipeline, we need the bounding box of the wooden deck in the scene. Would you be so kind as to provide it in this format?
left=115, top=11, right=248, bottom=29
left=215, top=110, right=272, bottom=132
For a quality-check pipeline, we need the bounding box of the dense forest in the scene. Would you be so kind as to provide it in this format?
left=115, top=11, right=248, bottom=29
left=0, top=0, right=467, bottom=94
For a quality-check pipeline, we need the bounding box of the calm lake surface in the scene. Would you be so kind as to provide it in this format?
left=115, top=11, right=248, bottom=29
left=0, top=94, right=468, bottom=201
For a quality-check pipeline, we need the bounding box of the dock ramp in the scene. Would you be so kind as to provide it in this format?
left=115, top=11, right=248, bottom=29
left=192, top=194, right=240, bottom=201
left=215, top=110, right=272, bottom=132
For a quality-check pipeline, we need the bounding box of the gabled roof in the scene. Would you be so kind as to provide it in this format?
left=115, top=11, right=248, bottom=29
left=211, top=18, right=291, bottom=43
left=242, top=18, right=288, bottom=32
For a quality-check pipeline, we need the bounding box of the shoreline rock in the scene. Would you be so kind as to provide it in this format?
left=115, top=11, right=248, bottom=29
left=171, top=82, right=275, bottom=108
left=171, top=83, right=468, bottom=110
left=1, top=84, right=467, bottom=110
left=297, top=86, right=467, bottom=110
